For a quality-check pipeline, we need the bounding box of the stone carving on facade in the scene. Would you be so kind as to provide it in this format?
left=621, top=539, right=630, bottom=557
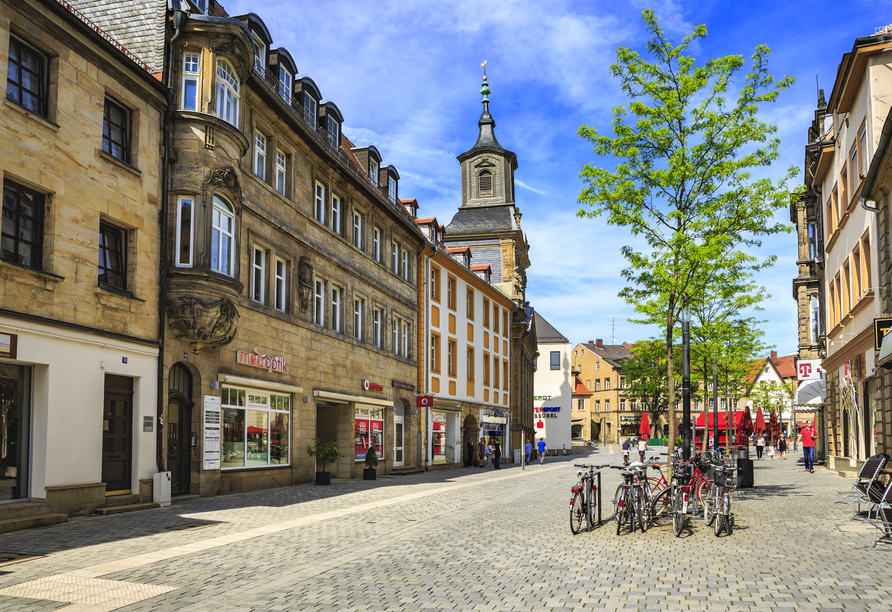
left=212, top=38, right=249, bottom=77
left=167, top=296, right=240, bottom=350
left=205, top=167, right=241, bottom=200
left=512, top=268, right=526, bottom=297
left=297, top=257, right=313, bottom=311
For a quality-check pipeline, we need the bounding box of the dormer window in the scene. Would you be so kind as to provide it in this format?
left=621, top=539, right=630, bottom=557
left=303, top=94, right=316, bottom=126
left=327, top=115, right=339, bottom=148
left=279, top=66, right=292, bottom=105
left=388, top=176, right=397, bottom=203
left=253, top=33, right=266, bottom=75
left=478, top=170, right=492, bottom=197
left=369, top=159, right=379, bottom=182
left=215, top=59, right=240, bottom=127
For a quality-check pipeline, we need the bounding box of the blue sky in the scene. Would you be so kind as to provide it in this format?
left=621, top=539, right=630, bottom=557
left=226, top=0, right=886, bottom=357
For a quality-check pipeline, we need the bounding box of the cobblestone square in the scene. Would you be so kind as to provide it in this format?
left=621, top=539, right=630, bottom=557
left=0, top=450, right=887, bottom=611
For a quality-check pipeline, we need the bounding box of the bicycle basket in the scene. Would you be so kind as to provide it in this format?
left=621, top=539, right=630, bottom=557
left=714, top=468, right=726, bottom=487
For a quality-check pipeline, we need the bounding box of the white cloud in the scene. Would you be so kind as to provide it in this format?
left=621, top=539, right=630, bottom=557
left=515, top=179, right=547, bottom=196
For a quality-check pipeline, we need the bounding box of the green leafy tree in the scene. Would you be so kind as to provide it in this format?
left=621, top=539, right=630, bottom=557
left=622, top=340, right=692, bottom=438
left=577, top=10, right=795, bottom=461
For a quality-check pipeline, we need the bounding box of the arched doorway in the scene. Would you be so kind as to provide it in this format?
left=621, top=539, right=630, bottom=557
left=463, top=414, right=478, bottom=466
left=393, top=401, right=405, bottom=467
left=168, top=363, right=194, bottom=496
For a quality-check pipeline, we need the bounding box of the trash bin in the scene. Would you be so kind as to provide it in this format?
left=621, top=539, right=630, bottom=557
left=514, top=449, right=521, bottom=464
left=737, top=458, right=754, bottom=488
left=738, top=446, right=749, bottom=460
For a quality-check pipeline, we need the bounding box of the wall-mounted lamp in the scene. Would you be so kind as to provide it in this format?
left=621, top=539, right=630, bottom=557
left=210, top=381, right=220, bottom=390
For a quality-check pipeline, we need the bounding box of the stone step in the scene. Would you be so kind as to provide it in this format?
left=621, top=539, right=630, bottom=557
left=102, top=494, right=139, bottom=507
left=171, top=495, right=200, bottom=504
left=95, top=502, right=160, bottom=516
left=0, top=501, right=51, bottom=520
left=0, top=513, right=67, bottom=534
left=390, top=467, right=424, bottom=476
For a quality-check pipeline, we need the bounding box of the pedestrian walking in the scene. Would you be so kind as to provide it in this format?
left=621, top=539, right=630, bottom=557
left=778, top=436, right=787, bottom=460
left=524, top=440, right=532, bottom=464
left=485, top=442, right=493, bottom=467
left=756, top=435, right=765, bottom=460
left=493, top=441, right=502, bottom=469
left=537, top=439, right=547, bottom=464
left=798, top=420, right=817, bottom=473
left=768, top=443, right=775, bottom=460
left=478, top=438, right=486, bottom=467
left=637, top=436, right=647, bottom=462
left=466, top=438, right=475, bottom=468
left=621, top=439, right=630, bottom=465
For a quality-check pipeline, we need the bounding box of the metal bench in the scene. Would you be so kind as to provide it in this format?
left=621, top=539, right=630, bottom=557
left=837, top=454, right=889, bottom=521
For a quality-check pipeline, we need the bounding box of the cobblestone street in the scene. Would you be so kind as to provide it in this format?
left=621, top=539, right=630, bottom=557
left=0, top=449, right=888, bottom=612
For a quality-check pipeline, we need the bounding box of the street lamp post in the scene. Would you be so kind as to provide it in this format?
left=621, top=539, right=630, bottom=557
left=682, top=308, right=692, bottom=460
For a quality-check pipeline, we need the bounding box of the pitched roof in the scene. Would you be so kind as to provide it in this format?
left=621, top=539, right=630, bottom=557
left=70, top=0, right=167, bottom=73
left=471, top=264, right=491, bottom=272
left=773, top=355, right=797, bottom=379
left=533, top=312, right=569, bottom=344
left=582, top=342, right=633, bottom=367
left=444, top=206, right=514, bottom=235
left=573, top=373, right=592, bottom=396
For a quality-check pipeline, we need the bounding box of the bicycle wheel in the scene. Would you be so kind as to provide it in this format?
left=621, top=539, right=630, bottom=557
left=646, top=477, right=665, bottom=495
left=704, top=486, right=718, bottom=527
left=589, top=484, right=600, bottom=529
left=585, top=481, right=594, bottom=532
left=636, top=486, right=647, bottom=533
left=724, top=492, right=733, bottom=536
left=651, top=487, right=672, bottom=522
left=570, top=493, right=586, bottom=534
left=614, top=485, right=626, bottom=535
left=713, top=507, right=724, bottom=536
left=672, top=486, right=684, bottom=537
left=696, top=478, right=711, bottom=508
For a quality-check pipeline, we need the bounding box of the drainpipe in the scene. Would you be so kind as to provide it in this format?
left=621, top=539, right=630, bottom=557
left=156, top=8, right=188, bottom=473
left=418, top=243, right=434, bottom=471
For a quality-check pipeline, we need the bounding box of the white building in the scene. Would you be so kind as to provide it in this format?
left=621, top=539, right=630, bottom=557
left=532, top=312, right=572, bottom=452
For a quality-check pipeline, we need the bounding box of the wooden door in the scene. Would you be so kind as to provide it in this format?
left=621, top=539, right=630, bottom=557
left=102, top=390, right=132, bottom=492
left=167, top=395, right=193, bottom=496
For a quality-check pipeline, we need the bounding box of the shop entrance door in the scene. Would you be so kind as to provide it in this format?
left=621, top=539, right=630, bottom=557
left=0, top=364, right=31, bottom=502
left=102, top=376, right=133, bottom=493
left=393, top=410, right=404, bottom=467
left=167, top=397, right=193, bottom=496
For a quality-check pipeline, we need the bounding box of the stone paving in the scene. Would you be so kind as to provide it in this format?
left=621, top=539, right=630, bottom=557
left=0, top=449, right=888, bottom=611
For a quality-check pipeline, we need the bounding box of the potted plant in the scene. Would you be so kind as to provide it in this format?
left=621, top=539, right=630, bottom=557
left=363, top=447, right=378, bottom=480
left=306, top=437, right=344, bottom=485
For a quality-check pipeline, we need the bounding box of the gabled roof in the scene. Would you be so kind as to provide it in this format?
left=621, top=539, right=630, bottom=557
left=583, top=342, right=633, bottom=368
left=573, top=372, right=592, bottom=397
left=533, top=312, right=569, bottom=344
left=471, top=264, right=491, bottom=272
left=773, top=355, right=797, bottom=380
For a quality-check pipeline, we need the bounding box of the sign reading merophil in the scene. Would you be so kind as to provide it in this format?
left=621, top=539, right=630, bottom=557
left=236, top=350, right=288, bottom=373
left=203, top=395, right=222, bottom=470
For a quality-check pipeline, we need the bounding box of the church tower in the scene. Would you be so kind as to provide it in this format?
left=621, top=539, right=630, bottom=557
left=444, top=71, right=530, bottom=304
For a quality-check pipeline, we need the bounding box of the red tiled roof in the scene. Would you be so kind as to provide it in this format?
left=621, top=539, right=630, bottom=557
left=573, top=374, right=592, bottom=396
left=471, top=264, right=491, bottom=272
left=773, top=355, right=797, bottom=379
left=400, top=198, right=418, bottom=205
left=746, top=358, right=767, bottom=384
left=416, top=217, right=437, bottom=224
left=446, top=246, right=470, bottom=254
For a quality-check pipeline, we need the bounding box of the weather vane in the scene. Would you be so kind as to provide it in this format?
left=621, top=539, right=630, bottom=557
left=481, top=60, right=487, bottom=81
left=480, top=61, right=490, bottom=102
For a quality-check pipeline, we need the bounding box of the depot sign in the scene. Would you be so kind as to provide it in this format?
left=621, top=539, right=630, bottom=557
left=236, top=350, right=287, bottom=373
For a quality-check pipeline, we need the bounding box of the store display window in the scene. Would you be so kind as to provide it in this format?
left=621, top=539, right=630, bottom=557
left=221, top=386, right=290, bottom=469
left=432, top=411, right=447, bottom=463
left=355, top=405, right=384, bottom=461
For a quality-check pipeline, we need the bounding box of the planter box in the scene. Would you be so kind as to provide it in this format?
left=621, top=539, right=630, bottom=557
left=363, top=468, right=377, bottom=481
left=315, top=472, right=331, bottom=486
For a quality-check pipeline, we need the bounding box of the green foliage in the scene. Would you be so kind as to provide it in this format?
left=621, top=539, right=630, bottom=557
left=577, top=10, right=796, bottom=460
left=306, top=438, right=345, bottom=473
left=364, top=447, right=379, bottom=469
left=622, top=340, right=693, bottom=433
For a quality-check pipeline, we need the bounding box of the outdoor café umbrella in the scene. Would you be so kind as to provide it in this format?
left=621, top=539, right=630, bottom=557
left=639, top=412, right=651, bottom=438
left=754, top=407, right=766, bottom=434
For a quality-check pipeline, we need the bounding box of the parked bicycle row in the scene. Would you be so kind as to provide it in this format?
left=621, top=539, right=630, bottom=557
left=569, top=449, right=736, bottom=538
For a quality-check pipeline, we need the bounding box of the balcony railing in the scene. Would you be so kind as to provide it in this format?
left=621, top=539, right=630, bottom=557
left=253, top=66, right=420, bottom=230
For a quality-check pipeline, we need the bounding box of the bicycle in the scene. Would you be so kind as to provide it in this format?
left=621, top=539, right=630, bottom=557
left=569, top=463, right=609, bottom=534
left=705, top=463, right=735, bottom=536
left=612, top=464, right=648, bottom=534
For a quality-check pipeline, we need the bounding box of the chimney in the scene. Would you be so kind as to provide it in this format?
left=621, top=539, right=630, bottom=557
left=596, top=339, right=603, bottom=348
left=770, top=350, right=777, bottom=362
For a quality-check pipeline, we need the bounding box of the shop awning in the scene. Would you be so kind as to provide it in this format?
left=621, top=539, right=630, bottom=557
left=795, top=378, right=826, bottom=406
left=313, top=390, right=393, bottom=407
left=571, top=418, right=585, bottom=423
left=695, top=410, right=747, bottom=430
left=217, top=373, right=303, bottom=394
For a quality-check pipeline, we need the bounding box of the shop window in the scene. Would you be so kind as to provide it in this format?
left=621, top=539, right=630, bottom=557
left=215, top=59, right=240, bottom=127
left=98, top=221, right=127, bottom=290
left=431, top=412, right=446, bottom=463
left=7, top=35, right=48, bottom=117
left=102, top=97, right=130, bottom=164
left=176, top=197, right=194, bottom=267
left=274, top=258, right=286, bottom=312
left=355, top=405, right=384, bottom=462
left=221, top=387, right=290, bottom=469
left=181, top=52, right=200, bottom=111
left=211, top=196, right=234, bottom=276
left=314, top=182, right=325, bottom=224
left=251, top=247, right=265, bottom=304
left=2, top=180, right=44, bottom=269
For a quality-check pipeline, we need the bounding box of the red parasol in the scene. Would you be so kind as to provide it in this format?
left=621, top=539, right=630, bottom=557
left=639, top=412, right=651, bottom=438
left=754, top=407, right=766, bottom=433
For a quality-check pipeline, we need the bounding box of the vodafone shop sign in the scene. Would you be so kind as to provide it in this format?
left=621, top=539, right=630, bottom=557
left=362, top=379, right=384, bottom=392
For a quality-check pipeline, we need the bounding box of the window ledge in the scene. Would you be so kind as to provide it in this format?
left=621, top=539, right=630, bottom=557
left=0, top=258, right=64, bottom=283
left=3, top=98, right=59, bottom=132
left=96, top=283, right=144, bottom=302
left=99, top=150, right=141, bottom=177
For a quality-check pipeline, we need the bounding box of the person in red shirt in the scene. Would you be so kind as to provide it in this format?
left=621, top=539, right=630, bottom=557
left=798, top=421, right=817, bottom=473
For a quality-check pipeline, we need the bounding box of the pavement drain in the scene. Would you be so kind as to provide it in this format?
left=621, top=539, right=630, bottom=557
left=0, top=552, right=44, bottom=567
left=164, top=521, right=225, bottom=531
